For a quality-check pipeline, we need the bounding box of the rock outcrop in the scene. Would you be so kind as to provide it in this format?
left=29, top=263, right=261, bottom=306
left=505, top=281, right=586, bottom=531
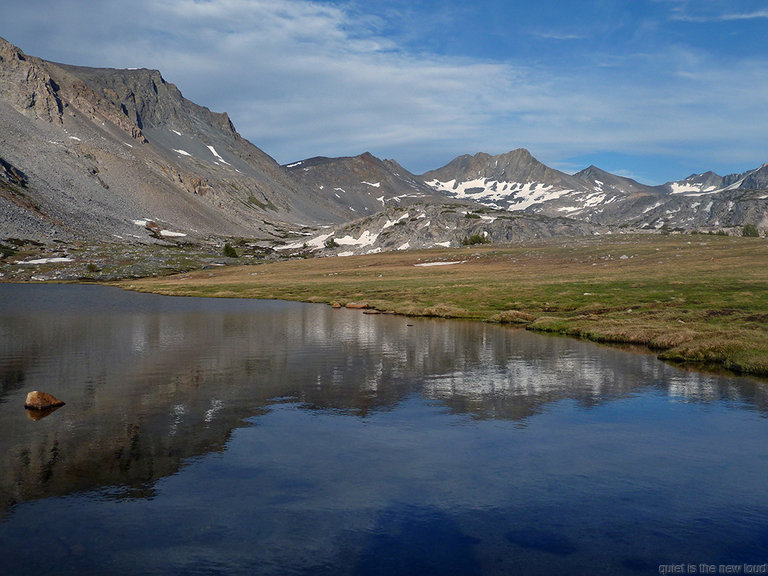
left=0, top=37, right=63, bottom=124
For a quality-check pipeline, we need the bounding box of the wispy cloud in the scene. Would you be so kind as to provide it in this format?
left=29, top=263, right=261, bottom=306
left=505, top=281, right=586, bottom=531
left=673, top=9, right=768, bottom=22
left=664, top=0, right=768, bottom=22
left=531, top=31, right=587, bottom=41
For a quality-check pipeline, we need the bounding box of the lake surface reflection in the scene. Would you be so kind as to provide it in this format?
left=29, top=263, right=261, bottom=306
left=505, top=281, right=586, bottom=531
left=1, top=284, right=767, bottom=575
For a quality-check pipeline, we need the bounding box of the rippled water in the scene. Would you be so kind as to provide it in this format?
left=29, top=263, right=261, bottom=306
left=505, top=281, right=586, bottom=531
left=1, top=284, right=767, bottom=575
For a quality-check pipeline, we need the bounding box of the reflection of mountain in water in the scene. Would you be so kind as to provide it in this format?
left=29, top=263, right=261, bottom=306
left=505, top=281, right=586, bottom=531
left=421, top=333, right=768, bottom=421
left=1, top=284, right=766, bottom=517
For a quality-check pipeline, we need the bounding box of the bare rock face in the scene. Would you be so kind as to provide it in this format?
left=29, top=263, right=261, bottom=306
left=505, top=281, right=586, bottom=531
left=0, top=156, right=27, bottom=186
left=24, top=391, right=65, bottom=410
left=0, top=37, right=63, bottom=124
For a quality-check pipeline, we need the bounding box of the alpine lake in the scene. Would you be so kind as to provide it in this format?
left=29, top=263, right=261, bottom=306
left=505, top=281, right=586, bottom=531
left=1, top=283, right=767, bottom=575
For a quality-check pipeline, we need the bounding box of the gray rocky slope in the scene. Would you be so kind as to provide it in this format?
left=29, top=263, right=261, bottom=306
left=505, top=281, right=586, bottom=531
left=1, top=35, right=766, bottom=258
left=282, top=152, right=446, bottom=219
left=278, top=203, right=601, bottom=257
left=0, top=36, right=352, bottom=244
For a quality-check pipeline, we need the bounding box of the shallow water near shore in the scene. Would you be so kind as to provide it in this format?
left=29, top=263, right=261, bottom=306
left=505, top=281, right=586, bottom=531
left=1, top=283, right=767, bottom=575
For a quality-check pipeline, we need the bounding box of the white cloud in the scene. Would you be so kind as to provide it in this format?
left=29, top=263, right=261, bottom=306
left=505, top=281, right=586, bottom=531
left=531, top=31, right=588, bottom=41
left=1, top=0, right=767, bottom=182
left=663, top=0, right=768, bottom=22
left=672, top=9, right=768, bottom=22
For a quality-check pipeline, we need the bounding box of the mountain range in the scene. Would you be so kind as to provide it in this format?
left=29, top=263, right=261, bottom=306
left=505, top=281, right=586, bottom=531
left=1, top=36, right=766, bottom=257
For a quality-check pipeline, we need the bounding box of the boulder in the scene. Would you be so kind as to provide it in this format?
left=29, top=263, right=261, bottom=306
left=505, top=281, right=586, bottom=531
left=24, top=390, right=65, bottom=410
left=145, top=221, right=163, bottom=239
left=345, top=302, right=369, bottom=309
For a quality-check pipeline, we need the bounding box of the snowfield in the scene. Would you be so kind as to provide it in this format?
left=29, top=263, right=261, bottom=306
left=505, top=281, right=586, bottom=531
left=426, top=178, right=573, bottom=211
left=20, top=257, right=74, bottom=264
left=414, top=261, right=465, bottom=267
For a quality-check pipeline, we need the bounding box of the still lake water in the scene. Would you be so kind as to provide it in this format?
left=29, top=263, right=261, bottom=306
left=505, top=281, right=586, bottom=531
left=1, top=283, right=767, bottom=575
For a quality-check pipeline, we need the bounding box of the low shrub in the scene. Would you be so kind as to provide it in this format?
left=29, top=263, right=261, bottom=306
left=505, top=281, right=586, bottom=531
left=461, top=233, right=490, bottom=245
left=223, top=243, right=238, bottom=258
left=743, top=223, right=759, bottom=237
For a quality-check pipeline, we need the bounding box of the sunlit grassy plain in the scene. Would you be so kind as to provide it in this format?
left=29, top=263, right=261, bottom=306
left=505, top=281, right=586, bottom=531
left=120, top=234, right=768, bottom=376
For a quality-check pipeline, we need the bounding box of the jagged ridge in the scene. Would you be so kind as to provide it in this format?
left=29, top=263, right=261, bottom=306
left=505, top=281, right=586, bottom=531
left=1, top=34, right=766, bottom=251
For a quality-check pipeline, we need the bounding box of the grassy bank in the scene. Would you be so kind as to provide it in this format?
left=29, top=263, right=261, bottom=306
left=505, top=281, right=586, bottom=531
left=119, top=234, right=768, bottom=376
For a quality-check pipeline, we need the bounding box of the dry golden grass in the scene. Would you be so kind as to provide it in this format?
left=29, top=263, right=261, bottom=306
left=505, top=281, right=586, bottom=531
left=489, top=310, right=537, bottom=324
left=119, top=234, right=768, bottom=376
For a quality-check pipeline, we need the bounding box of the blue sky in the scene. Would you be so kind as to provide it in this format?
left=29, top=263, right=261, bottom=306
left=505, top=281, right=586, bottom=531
left=2, top=0, right=767, bottom=183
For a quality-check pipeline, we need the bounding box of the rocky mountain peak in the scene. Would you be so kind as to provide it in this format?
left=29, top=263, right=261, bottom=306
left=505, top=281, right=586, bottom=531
left=740, top=164, right=768, bottom=190
left=0, top=36, right=64, bottom=124
left=577, top=165, right=603, bottom=177
left=422, top=148, right=575, bottom=193
left=55, top=64, right=184, bottom=132
left=574, top=165, right=651, bottom=196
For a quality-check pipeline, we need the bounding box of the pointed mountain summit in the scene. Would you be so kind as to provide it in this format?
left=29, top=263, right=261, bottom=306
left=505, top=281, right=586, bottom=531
left=573, top=165, right=656, bottom=197
left=421, top=149, right=613, bottom=213
left=283, top=151, right=443, bottom=220
left=423, top=148, right=576, bottom=190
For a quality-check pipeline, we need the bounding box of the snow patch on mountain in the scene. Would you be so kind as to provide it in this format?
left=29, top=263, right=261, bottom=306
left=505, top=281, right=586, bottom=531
left=426, top=178, right=573, bottom=211
left=206, top=145, right=230, bottom=166
left=383, top=213, right=409, bottom=229
left=415, top=261, right=464, bottom=267
left=670, top=182, right=713, bottom=195
left=336, top=230, right=379, bottom=247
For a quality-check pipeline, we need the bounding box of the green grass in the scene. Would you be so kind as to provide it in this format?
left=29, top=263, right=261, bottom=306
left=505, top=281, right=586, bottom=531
left=119, top=234, right=768, bottom=377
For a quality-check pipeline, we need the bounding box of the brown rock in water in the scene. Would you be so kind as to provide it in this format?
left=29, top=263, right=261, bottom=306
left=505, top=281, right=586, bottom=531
left=331, top=302, right=342, bottom=309
left=25, top=405, right=62, bottom=421
left=362, top=309, right=382, bottom=315
left=24, top=391, right=65, bottom=410
left=345, top=302, right=369, bottom=309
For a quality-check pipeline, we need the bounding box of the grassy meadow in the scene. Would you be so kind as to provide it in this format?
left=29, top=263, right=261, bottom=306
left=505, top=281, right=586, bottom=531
left=120, top=234, right=768, bottom=376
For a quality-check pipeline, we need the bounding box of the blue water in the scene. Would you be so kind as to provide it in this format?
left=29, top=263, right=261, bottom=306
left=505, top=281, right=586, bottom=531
left=1, top=284, right=767, bottom=575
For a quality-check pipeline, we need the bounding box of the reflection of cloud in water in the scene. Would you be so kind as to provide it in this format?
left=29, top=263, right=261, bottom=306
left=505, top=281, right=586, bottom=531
left=667, top=372, right=768, bottom=407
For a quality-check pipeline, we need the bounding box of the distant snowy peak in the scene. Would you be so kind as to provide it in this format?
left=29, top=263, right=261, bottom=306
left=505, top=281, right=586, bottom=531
left=423, top=149, right=572, bottom=187
left=573, top=165, right=654, bottom=196
left=424, top=177, right=572, bottom=211
left=666, top=165, right=768, bottom=196
left=739, top=164, right=768, bottom=190
left=666, top=171, right=724, bottom=195
left=421, top=149, right=639, bottom=213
